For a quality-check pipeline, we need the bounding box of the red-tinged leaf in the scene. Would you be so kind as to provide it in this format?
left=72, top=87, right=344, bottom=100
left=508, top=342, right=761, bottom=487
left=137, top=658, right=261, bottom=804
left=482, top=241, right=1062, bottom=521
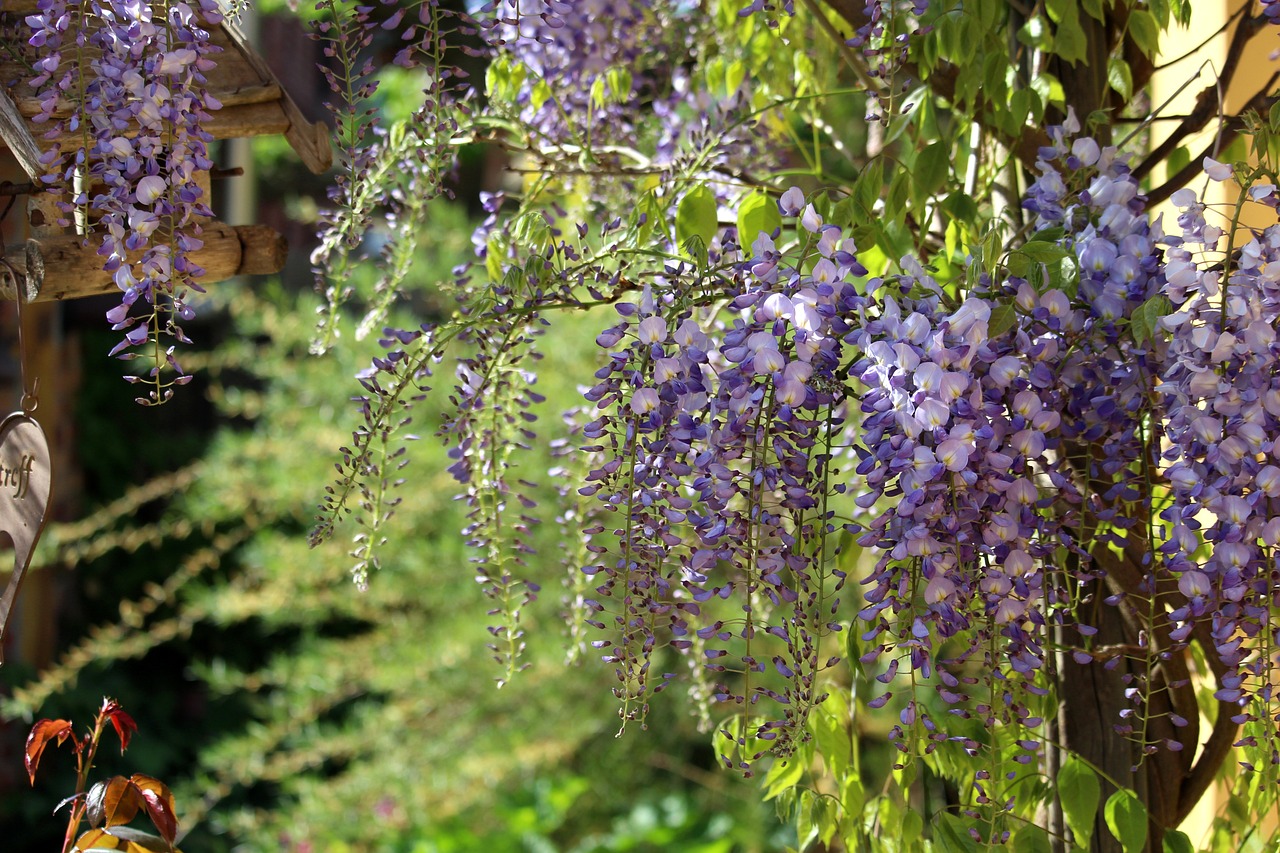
left=86, top=777, right=144, bottom=829
left=72, top=828, right=123, bottom=851
left=130, top=774, right=178, bottom=848
left=25, top=718, right=74, bottom=784
left=100, top=699, right=138, bottom=754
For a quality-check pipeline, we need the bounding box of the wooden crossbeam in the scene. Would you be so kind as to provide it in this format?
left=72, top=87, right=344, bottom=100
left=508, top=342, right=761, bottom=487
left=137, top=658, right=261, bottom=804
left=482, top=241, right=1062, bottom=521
left=1, top=222, right=288, bottom=302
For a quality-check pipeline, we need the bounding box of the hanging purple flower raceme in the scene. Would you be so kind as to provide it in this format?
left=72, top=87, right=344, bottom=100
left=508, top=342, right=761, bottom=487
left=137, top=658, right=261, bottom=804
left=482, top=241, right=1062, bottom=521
left=24, top=0, right=224, bottom=403
left=570, top=197, right=861, bottom=759
left=842, top=123, right=1193, bottom=775
left=477, top=0, right=671, bottom=148
left=310, top=0, right=474, bottom=351
left=1159, top=174, right=1280, bottom=763
left=845, top=264, right=1073, bottom=737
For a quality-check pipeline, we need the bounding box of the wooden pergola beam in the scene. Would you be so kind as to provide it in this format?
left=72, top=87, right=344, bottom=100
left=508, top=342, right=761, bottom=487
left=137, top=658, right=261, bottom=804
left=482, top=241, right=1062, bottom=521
left=0, top=87, right=45, bottom=181
left=0, top=222, right=287, bottom=303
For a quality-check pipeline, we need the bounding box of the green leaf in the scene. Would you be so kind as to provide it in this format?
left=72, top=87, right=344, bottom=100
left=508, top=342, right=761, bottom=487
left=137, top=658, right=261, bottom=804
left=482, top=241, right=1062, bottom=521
left=736, top=191, right=781, bottom=244
left=841, top=774, right=865, bottom=818
left=1081, top=0, right=1104, bottom=21
left=1006, top=88, right=1033, bottom=136
left=1131, top=294, right=1172, bottom=345
left=528, top=79, right=551, bottom=112
left=1012, top=824, right=1053, bottom=853
left=988, top=304, right=1017, bottom=339
left=725, top=60, right=746, bottom=95
left=605, top=67, right=632, bottom=103
left=762, top=755, right=806, bottom=801
left=676, top=185, right=719, bottom=250
left=935, top=814, right=980, bottom=853
left=1150, top=0, right=1170, bottom=29
left=1030, top=71, right=1066, bottom=109
left=705, top=59, right=725, bottom=98
left=1104, top=788, right=1149, bottom=853
left=941, top=191, right=979, bottom=225
left=974, top=0, right=1001, bottom=30
left=901, top=809, right=923, bottom=846
left=810, top=706, right=851, bottom=779
left=1164, top=829, right=1195, bottom=853
left=1018, top=240, right=1068, bottom=263
left=1108, top=57, right=1134, bottom=102
left=984, top=50, right=1009, bottom=99
left=1047, top=0, right=1087, bottom=65
left=887, top=169, right=910, bottom=222
left=1059, top=756, right=1100, bottom=849
left=1128, top=10, right=1160, bottom=58
left=855, top=160, right=885, bottom=213
left=915, top=141, right=949, bottom=196
left=1168, top=145, right=1191, bottom=178
left=589, top=75, right=607, bottom=109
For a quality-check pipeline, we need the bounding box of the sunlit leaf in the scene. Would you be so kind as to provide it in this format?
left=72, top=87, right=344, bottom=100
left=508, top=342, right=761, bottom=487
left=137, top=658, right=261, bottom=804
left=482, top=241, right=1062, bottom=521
left=101, top=699, right=138, bottom=753
left=1059, top=756, right=1100, bottom=849
left=762, top=754, right=805, bottom=800
left=86, top=776, right=144, bottom=829
left=25, top=718, right=74, bottom=785
left=676, top=185, right=718, bottom=250
left=736, top=191, right=781, bottom=245
left=130, top=774, right=179, bottom=847
left=1105, top=788, right=1148, bottom=853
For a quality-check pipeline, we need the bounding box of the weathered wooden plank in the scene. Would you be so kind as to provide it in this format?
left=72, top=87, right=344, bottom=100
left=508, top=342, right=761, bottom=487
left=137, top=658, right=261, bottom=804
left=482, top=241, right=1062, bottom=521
left=222, top=16, right=332, bottom=174
left=0, top=6, right=330, bottom=171
left=0, top=22, right=277, bottom=114
left=1, top=220, right=288, bottom=302
left=0, top=86, right=44, bottom=179
left=17, top=101, right=295, bottom=150
left=5, top=81, right=285, bottom=121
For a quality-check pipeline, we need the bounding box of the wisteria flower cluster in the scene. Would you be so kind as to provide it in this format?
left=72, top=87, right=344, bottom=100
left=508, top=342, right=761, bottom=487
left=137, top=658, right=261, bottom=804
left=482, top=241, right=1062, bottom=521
left=572, top=199, right=866, bottom=758
left=303, top=3, right=1280, bottom=821
left=479, top=0, right=665, bottom=148
left=1159, top=172, right=1280, bottom=766
left=25, top=0, right=224, bottom=403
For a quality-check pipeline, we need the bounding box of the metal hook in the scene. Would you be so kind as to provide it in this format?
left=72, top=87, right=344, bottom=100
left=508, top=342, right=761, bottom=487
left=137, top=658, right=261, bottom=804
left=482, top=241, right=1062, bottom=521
left=0, top=259, right=38, bottom=415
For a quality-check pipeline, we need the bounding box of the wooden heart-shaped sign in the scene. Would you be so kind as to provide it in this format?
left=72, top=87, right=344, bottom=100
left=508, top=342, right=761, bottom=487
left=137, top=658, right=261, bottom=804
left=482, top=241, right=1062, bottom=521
left=0, top=412, right=52, bottom=664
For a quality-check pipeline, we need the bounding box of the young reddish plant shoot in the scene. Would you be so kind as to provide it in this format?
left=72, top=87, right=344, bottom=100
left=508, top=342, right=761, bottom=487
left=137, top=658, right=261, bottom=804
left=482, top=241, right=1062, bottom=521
left=25, top=698, right=180, bottom=853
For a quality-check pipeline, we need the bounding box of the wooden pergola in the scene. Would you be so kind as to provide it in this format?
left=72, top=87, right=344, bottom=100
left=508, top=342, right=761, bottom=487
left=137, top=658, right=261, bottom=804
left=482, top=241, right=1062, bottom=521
left=0, top=3, right=332, bottom=301
left=0, top=5, right=332, bottom=669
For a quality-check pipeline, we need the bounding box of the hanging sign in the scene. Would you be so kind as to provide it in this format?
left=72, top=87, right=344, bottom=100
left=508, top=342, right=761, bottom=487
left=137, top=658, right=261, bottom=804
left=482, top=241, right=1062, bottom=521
left=0, top=260, right=52, bottom=663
